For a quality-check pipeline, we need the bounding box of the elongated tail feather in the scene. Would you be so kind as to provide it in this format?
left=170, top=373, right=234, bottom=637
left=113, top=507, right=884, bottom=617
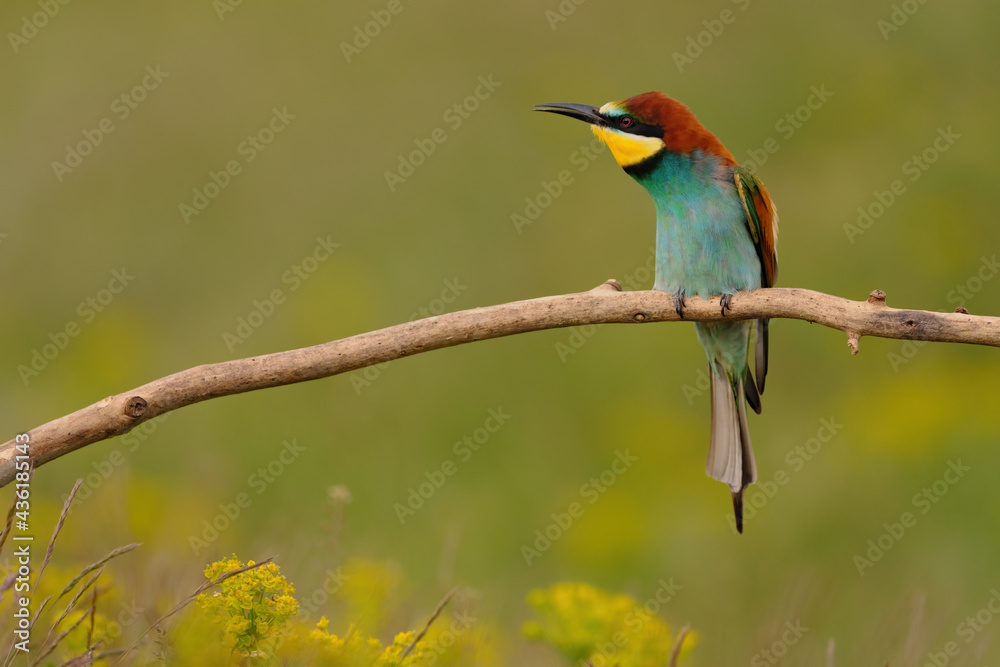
left=706, top=364, right=758, bottom=532
left=744, top=367, right=761, bottom=415
left=755, top=318, right=769, bottom=394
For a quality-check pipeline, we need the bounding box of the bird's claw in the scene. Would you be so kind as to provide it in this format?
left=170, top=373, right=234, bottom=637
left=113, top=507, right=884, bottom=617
left=673, top=288, right=686, bottom=319
left=720, top=293, right=733, bottom=315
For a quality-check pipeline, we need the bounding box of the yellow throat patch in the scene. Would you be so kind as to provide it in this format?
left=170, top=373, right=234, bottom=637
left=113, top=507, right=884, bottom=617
left=591, top=125, right=665, bottom=168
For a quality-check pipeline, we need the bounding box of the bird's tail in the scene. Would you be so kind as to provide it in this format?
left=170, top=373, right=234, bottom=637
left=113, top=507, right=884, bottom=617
left=705, top=364, right=758, bottom=533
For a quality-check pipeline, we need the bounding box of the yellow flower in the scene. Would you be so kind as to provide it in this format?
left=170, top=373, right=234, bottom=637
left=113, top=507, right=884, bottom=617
left=197, top=554, right=301, bottom=654
left=523, top=582, right=696, bottom=667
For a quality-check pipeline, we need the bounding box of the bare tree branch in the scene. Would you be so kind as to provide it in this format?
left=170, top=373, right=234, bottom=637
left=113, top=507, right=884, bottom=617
left=3, top=282, right=997, bottom=487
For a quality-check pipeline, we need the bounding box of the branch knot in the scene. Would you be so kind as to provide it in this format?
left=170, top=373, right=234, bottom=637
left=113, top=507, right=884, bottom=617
left=592, top=279, right=622, bottom=292
left=124, top=396, right=148, bottom=418
left=867, top=289, right=887, bottom=306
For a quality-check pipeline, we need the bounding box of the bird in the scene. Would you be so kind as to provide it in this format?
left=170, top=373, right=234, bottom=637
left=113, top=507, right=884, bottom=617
left=535, top=92, right=778, bottom=533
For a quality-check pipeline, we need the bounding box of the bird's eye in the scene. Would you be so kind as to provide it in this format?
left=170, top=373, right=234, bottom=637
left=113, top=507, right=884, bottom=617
left=620, top=116, right=634, bottom=128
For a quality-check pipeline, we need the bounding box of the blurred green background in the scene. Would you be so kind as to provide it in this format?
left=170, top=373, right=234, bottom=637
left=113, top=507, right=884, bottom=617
left=3, top=0, right=1000, bottom=663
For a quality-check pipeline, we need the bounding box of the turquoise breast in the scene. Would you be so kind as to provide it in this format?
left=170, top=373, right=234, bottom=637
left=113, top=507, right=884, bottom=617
left=633, top=149, right=761, bottom=299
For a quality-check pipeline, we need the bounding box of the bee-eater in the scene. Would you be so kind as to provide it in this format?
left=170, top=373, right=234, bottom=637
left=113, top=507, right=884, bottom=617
left=536, top=92, right=778, bottom=532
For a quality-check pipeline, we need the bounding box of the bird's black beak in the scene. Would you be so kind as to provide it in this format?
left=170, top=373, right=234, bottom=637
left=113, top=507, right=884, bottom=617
left=534, top=102, right=606, bottom=126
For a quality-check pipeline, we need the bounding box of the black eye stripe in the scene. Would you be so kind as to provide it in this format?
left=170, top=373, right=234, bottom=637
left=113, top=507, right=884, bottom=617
left=603, top=114, right=663, bottom=139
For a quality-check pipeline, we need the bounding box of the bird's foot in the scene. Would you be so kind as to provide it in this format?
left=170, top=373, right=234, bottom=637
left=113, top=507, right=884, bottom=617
left=672, top=288, right=686, bottom=319
left=720, top=293, right=733, bottom=316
